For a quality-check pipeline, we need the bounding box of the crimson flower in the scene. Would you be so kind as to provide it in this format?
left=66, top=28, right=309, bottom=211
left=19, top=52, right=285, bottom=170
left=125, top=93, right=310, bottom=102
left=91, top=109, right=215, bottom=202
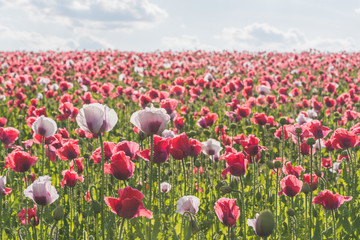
left=278, top=175, right=303, bottom=197
left=214, top=198, right=240, bottom=227
left=170, top=133, right=202, bottom=160
left=304, top=120, right=332, bottom=139
left=312, top=190, right=352, bottom=210
left=60, top=166, right=84, bottom=188
left=114, top=141, right=140, bottom=160
left=104, top=187, right=152, bottom=219
left=57, top=139, right=80, bottom=160
left=104, top=151, right=135, bottom=180
left=197, top=113, right=218, bottom=128
left=0, top=127, right=19, bottom=146
left=302, top=174, right=318, bottom=191
left=330, top=128, right=358, bottom=150
left=282, top=162, right=304, bottom=178
left=18, top=205, right=39, bottom=226
left=138, top=135, right=171, bottom=164
left=91, top=141, right=116, bottom=164
left=5, top=150, right=37, bottom=172
left=240, top=135, right=267, bottom=157
left=251, top=113, right=270, bottom=126
left=221, top=152, right=247, bottom=178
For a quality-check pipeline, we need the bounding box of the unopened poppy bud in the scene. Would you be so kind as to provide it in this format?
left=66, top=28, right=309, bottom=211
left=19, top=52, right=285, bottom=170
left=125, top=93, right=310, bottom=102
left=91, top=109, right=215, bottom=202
left=218, top=124, right=224, bottom=129
left=203, top=130, right=211, bottom=136
left=315, top=169, right=322, bottom=177
left=220, top=186, right=233, bottom=194
left=266, top=160, right=274, bottom=169
left=341, top=150, right=348, bottom=156
left=302, top=182, right=310, bottom=194
left=230, top=180, right=237, bottom=189
left=187, top=131, right=197, bottom=138
left=268, top=195, right=274, bottom=204
left=295, top=127, right=302, bottom=134
left=190, top=220, right=199, bottom=234
left=282, top=222, right=288, bottom=231
left=53, top=205, right=64, bottom=221
left=279, top=117, right=287, bottom=125
left=246, top=126, right=252, bottom=133
left=138, top=131, right=146, bottom=141
left=287, top=208, right=295, bottom=217
left=230, top=123, right=237, bottom=130
left=274, top=161, right=282, bottom=169
left=269, top=127, right=277, bottom=134
left=256, top=210, right=275, bottom=238
left=306, top=138, right=316, bottom=145
left=313, top=208, right=318, bottom=218
left=334, top=112, right=340, bottom=117
left=205, top=188, right=210, bottom=194
left=256, top=192, right=262, bottom=201
left=92, top=201, right=101, bottom=215
left=4, top=228, right=12, bottom=235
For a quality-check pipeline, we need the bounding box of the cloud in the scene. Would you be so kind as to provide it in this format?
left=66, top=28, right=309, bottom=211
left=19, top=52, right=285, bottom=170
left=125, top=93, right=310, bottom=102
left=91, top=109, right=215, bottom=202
left=162, top=35, right=217, bottom=51
left=0, top=0, right=167, bottom=30
left=355, top=8, right=360, bottom=13
left=0, top=24, right=113, bottom=51
left=218, top=23, right=356, bottom=52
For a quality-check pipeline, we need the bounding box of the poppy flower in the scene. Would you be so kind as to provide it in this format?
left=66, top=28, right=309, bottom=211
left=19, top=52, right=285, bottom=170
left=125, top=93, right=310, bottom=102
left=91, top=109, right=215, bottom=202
left=104, top=186, right=152, bottom=219
left=76, top=103, right=118, bottom=135
left=60, top=165, right=84, bottom=188
left=222, top=152, right=247, bottom=178
left=24, top=176, right=59, bottom=206
left=104, top=151, right=135, bottom=180
left=70, top=158, right=84, bottom=174
left=278, top=175, right=303, bottom=197
left=18, top=205, right=39, bottom=226
left=91, top=141, right=116, bottom=164
left=312, top=190, right=352, bottom=210
left=160, top=182, right=171, bottom=193
left=0, top=176, right=12, bottom=195
left=170, top=133, right=202, bottom=160
left=201, top=139, right=222, bottom=158
left=5, top=150, right=37, bottom=172
left=282, top=162, right=304, bottom=178
left=214, top=198, right=240, bottom=227
left=176, top=196, right=200, bottom=215
left=31, top=116, right=57, bottom=138
left=130, top=104, right=170, bottom=136
left=251, top=113, right=269, bottom=126
left=174, top=116, right=184, bottom=130
left=0, top=127, right=19, bottom=146
left=321, top=157, right=332, bottom=168
left=304, top=120, right=332, bottom=139
left=56, top=139, right=80, bottom=160
left=160, top=98, right=178, bottom=115
left=138, top=135, right=171, bottom=164
left=330, top=128, right=358, bottom=149
left=114, top=141, right=140, bottom=160
left=240, top=135, right=267, bottom=157
left=197, top=113, right=218, bottom=128
left=302, top=174, right=319, bottom=191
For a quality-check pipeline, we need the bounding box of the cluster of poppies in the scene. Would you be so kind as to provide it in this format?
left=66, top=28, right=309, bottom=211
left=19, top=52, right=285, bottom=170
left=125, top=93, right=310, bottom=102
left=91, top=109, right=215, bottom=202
left=0, top=50, right=360, bottom=239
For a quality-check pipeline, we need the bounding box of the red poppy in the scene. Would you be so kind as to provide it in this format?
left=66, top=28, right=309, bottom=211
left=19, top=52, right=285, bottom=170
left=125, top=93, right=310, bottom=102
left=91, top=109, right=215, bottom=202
left=197, top=113, right=218, bottom=128
left=5, top=150, right=37, bottom=172
left=104, top=187, right=152, bottom=219
left=221, top=152, right=247, bottom=178
left=160, top=98, right=178, bottom=115
left=91, top=141, right=116, bottom=164
left=70, top=158, right=84, bottom=174
left=138, top=135, right=171, bottom=164
left=0, top=117, right=7, bottom=127
left=302, top=174, right=318, bottom=191
left=18, top=205, right=39, bottom=226
left=114, top=141, right=140, bottom=160
left=300, top=142, right=310, bottom=155
left=174, top=117, right=184, bottom=130
left=60, top=166, right=84, bottom=188
left=321, top=157, right=332, bottom=168
left=282, top=162, right=304, bottom=178
left=312, top=190, right=352, bottom=210
left=0, top=127, right=19, bottom=146
left=330, top=128, right=358, bottom=149
left=278, top=175, right=303, bottom=197
left=57, top=139, right=80, bottom=160
left=304, top=120, right=332, bottom=139
left=240, top=135, right=267, bottom=157
left=104, top=151, right=135, bottom=180
left=214, top=198, right=240, bottom=227
left=251, top=113, right=270, bottom=126
left=170, top=133, right=202, bottom=160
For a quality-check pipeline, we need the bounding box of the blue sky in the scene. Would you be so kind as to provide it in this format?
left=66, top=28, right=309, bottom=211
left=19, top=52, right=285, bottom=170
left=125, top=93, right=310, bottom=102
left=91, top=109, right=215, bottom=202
left=0, top=0, right=359, bottom=51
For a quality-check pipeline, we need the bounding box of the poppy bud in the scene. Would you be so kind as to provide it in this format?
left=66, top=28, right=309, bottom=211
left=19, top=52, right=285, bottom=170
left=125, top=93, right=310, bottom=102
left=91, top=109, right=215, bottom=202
left=218, top=124, right=224, bottom=130
left=302, top=182, right=310, bottom=194
left=279, top=117, right=287, bottom=125
left=313, top=208, right=317, bottom=218
left=220, top=186, right=233, bottom=194
left=256, top=210, right=275, bottom=238
left=203, top=130, right=211, bottom=136
left=92, top=201, right=101, bottom=215
left=266, top=160, right=274, bottom=169
left=282, top=222, right=287, bottom=231
left=4, top=228, right=12, bottom=235
left=187, top=131, right=197, bottom=138
left=246, top=126, right=252, bottom=133
left=230, top=123, right=237, bottom=130
left=341, top=150, right=348, bottom=156
left=314, top=169, right=322, bottom=177
left=295, top=127, right=302, bottom=134
left=88, top=144, right=93, bottom=152
left=194, top=160, right=200, bottom=168
left=274, top=161, right=282, bottom=169
left=287, top=208, right=295, bottom=217
left=215, top=180, right=225, bottom=191
left=190, top=220, right=199, bottom=234
left=53, top=205, right=64, bottom=221
left=256, top=192, right=262, bottom=201
left=138, top=131, right=146, bottom=141
left=306, top=138, right=316, bottom=145
left=334, top=112, right=340, bottom=117
left=268, top=195, right=274, bottom=204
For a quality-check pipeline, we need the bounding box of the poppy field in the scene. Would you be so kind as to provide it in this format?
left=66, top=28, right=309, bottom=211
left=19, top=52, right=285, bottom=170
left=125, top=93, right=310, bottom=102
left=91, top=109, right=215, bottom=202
left=0, top=50, right=360, bottom=239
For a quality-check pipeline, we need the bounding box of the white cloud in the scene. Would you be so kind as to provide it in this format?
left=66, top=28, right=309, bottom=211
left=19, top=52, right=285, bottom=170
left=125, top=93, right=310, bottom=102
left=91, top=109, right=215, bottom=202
left=0, top=24, right=113, bottom=51
left=355, top=8, right=360, bottom=13
left=217, top=23, right=357, bottom=52
left=162, top=35, right=217, bottom=51
left=0, top=0, right=167, bottom=30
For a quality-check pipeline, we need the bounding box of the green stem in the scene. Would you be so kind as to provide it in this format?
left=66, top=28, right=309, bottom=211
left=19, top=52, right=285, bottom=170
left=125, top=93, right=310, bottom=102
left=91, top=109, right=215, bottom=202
left=309, top=146, right=313, bottom=240
left=332, top=210, right=336, bottom=240
left=148, top=134, right=154, bottom=240
left=41, top=137, right=45, bottom=175
left=182, top=159, right=187, bottom=196
left=252, top=159, right=256, bottom=215
left=0, top=195, right=2, bottom=240
left=119, top=218, right=126, bottom=239
left=240, top=176, right=246, bottom=240
left=39, top=205, right=44, bottom=239
left=99, top=134, right=106, bottom=240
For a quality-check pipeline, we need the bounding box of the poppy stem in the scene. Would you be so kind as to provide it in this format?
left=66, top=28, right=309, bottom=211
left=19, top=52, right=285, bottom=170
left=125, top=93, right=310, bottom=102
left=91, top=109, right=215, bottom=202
left=99, top=134, right=106, bottom=239
left=148, top=134, right=154, bottom=240
left=309, top=145, right=313, bottom=240
left=23, top=172, right=27, bottom=231
left=119, top=218, right=125, bottom=239
left=240, top=176, right=246, bottom=240
left=0, top=195, right=2, bottom=240
left=332, top=210, right=336, bottom=240
left=41, top=137, right=45, bottom=175
left=182, top=159, right=187, bottom=196
left=252, top=158, right=256, bottom=215
left=39, top=205, right=44, bottom=239
left=158, top=164, right=161, bottom=217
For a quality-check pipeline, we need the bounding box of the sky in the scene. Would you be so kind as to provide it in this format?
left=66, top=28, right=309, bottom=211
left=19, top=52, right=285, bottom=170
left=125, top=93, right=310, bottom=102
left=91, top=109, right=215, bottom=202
left=0, top=0, right=359, bottom=52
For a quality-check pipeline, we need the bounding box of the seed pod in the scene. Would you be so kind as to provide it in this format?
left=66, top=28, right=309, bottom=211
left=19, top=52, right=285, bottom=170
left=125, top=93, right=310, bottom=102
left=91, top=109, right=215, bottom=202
left=279, top=117, right=287, bottom=125
left=287, top=208, right=295, bottom=217
left=306, top=138, right=316, bottom=145
left=220, top=186, right=233, bottom=194
left=92, top=201, right=101, bottom=215
left=256, top=192, right=262, bottom=201
left=53, top=205, right=64, bottom=221
left=274, top=161, right=282, bottom=169
left=256, top=210, right=275, bottom=238
left=302, top=182, right=310, bottom=194
left=266, top=160, right=275, bottom=169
